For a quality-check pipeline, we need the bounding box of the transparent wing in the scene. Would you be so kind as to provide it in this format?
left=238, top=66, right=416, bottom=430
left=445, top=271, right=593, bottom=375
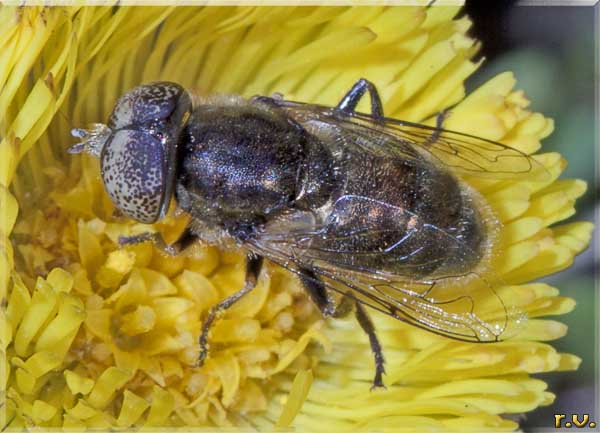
left=248, top=196, right=526, bottom=342
left=260, top=98, right=546, bottom=179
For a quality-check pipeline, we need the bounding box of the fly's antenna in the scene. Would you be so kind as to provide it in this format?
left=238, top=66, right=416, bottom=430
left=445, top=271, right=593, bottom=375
left=53, top=105, right=111, bottom=158
left=67, top=123, right=111, bottom=157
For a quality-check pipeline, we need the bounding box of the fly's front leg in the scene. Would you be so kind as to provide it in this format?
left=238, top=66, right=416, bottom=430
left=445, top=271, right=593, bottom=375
left=337, top=78, right=384, bottom=120
left=299, top=268, right=386, bottom=388
left=118, top=226, right=197, bottom=256
left=198, top=255, right=263, bottom=366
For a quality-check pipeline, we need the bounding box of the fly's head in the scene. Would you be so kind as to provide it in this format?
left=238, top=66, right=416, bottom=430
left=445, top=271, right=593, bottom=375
left=69, top=82, right=192, bottom=223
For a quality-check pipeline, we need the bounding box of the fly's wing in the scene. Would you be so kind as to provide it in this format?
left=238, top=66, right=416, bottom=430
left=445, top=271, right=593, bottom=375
left=248, top=195, right=526, bottom=343
left=260, top=98, right=546, bottom=179
left=246, top=97, right=529, bottom=341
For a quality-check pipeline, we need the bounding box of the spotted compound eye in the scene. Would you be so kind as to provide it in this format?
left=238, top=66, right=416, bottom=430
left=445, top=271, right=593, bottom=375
left=99, top=82, right=192, bottom=223
left=101, top=130, right=167, bottom=223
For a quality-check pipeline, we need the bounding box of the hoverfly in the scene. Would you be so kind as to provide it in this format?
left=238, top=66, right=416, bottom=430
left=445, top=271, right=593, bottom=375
left=69, top=79, right=539, bottom=388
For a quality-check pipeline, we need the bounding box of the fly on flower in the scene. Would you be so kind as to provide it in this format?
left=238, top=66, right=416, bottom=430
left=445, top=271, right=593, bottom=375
left=68, top=79, right=541, bottom=388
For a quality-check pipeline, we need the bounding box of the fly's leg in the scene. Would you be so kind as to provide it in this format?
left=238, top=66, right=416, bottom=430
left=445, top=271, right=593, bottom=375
left=299, top=269, right=353, bottom=318
left=299, top=268, right=386, bottom=388
left=118, top=226, right=197, bottom=256
left=355, top=302, right=386, bottom=390
left=198, top=255, right=263, bottom=366
left=422, top=109, right=451, bottom=146
left=336, top=78, right=384, bottom=120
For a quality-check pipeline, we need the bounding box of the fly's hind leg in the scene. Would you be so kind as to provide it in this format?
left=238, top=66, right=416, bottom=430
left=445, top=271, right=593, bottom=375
left=299, top=268, right=386, bottom=389
left=198, top=255, right=263, bottom=366
left=118, top=226, right=197, bottom=256
left=299, top=269, right=353, bottom=318
left=336, top=78, right=384, bottom=120
left=355, top=302, right=386, bottom=390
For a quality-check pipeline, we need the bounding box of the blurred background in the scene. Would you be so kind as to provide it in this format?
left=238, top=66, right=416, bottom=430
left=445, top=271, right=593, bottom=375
left=462, top=1, right=598, bottom=430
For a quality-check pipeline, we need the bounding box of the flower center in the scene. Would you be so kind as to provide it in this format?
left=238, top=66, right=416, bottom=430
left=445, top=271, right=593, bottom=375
left=8, top=160, right=327, bottom=427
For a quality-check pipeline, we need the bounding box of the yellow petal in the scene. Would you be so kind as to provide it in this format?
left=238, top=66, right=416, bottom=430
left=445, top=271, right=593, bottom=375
left=46, top=267, right=74, bottom=293
left=110, top=268, right=148, bottom=310
left=14, top=277, right=58, bottom=357
left=271, top=322, right=330, bottom=374
left=553, top=221, right=594, bottom=254
left=64, top=370, right=95, bottom=395
left=117, top=390, right=150, bottom=427
left=15, top=367, right=36, bottom=395
left=77, top=221, right=105, bottom=275
left=34, top=292, right=85, bottom=353
left=86, top=366, right=134, bottom=409
left=67, top=399, right=99, bottom=420
left=120, top=305, right=156, bottom=336
left=0, top=185, right=18, bottom=235
left=174, top=269, right=219, bottom=310
left=5, top=273, right=31, bottom=334
left=22, top=350, right=62, bottom=378
left=145, top=385, right=175, bottom=426
left=96, top=249, right=136, bottom=289
left=31, top=399, right=57, bottom=424
left=276, top=369, right=314, bottom=429
left=0, top=310, right=12, bottom=350
left=140, top=267, right=178, bottom=297
left=113, top=346, right=141, bottom=372
left=212, top=318, right=261, bottom=344
left=208, top=352, right=240, bottom=408
left=501, top=216, right=544, bottom=245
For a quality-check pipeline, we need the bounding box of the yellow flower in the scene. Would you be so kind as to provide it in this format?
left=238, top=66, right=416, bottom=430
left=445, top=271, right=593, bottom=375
left=0, top=5, right=592, bottom=431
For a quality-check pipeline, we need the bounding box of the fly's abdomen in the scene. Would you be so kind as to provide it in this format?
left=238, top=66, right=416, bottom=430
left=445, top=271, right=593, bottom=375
left=311, top=154, right=487, bottom=279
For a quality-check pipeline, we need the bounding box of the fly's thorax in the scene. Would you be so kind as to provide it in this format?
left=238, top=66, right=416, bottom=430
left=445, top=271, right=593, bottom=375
left=174, top=100, right=319, bottom=239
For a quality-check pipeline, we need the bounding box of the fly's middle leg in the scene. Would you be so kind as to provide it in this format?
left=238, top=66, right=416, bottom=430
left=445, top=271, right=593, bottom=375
left=299, top=268, right=386, bottom=388
left=197, top=255, right=264, bottom=366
